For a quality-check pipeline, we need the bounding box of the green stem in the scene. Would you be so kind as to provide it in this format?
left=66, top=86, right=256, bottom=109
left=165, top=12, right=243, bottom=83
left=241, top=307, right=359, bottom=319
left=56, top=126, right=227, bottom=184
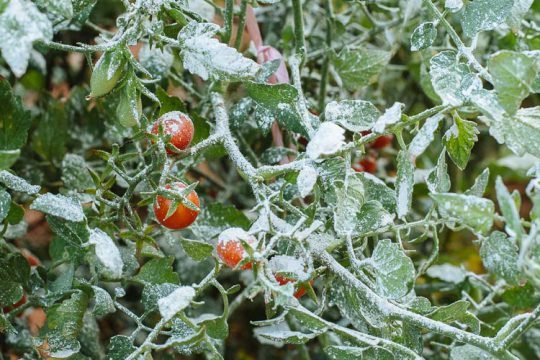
left=234, top=0, right=248, bottom=50
left=291, top=0, right=307, bottom=65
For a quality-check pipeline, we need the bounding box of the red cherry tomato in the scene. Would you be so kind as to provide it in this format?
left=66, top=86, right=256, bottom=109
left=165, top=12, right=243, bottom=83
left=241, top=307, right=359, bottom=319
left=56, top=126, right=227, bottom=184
left=151, top=111, right=194, bottom=154
left=22, top=250, right=40, bottom=267
left=371, top=134, right=394, bottom=149
left=360, top=131, right=393, bottom=149
left=217, top=228, right=256, bottom=269
left=154, top=183, right=200, bottom=230
left=274, top=274, right=313, bottom=299
left=353, top=156, right=377, bottom=174
left=3, top=294, right=27, bottom=313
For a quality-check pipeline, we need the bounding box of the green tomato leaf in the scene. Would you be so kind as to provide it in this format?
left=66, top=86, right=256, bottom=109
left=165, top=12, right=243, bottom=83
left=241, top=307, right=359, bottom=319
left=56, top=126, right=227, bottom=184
left=444, top=114, right=478, bottom=170
left=371, top=239, right=415, bottom=300
left=181, top=238, right=214, bottom=261
left=431, top=193, right=494, bottom=234
left=480, top=231, right=520, bottom=285
left=330, top=47, right=390, bottom=91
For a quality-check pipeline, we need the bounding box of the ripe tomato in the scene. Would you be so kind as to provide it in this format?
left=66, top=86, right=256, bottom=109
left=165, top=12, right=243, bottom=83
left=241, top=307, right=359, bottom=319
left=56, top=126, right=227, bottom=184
left=274, top=274, right=313, bottom=299
left=22, top=250, right=40, bottom=267
left=151, top=112, right=194, bottom=154
left=371, top=134, right=394, bottom=149
left=361, top=131, right=393, bottom=149
left=3, top=294, right=27, bottom=313
left=217, top=228, right=256, bottom=269
left=353, top=156, right=377, bottom=174
left=153, top=183, right=200, bottom=230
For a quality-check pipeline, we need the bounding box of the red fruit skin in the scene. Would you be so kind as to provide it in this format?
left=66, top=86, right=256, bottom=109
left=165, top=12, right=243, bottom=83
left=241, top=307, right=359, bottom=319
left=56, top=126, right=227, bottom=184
left=274, top=275, right=313, bottom=299
left=217, top=237, right=254, bottom=270
left=3, top=294, right=27, bottom=313
left=22, top=250, right=40, bottom=267
left=371, top=134, right=394, bottom=149
left=353, top=157, right=377, bottom=174
left=151, top=112, right=194, bottom=154
left=153, top=183, right=200, bottom=230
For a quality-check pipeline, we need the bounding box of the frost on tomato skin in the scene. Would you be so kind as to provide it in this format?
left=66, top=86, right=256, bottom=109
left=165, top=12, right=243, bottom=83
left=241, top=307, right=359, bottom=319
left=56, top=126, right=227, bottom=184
left=269, top=255, right=312, bottom=298
left=151, top=111, right=194, bottom=154
left=153, top=183, right=200, bottom=230
left=217, top=227, right=256, bottom=269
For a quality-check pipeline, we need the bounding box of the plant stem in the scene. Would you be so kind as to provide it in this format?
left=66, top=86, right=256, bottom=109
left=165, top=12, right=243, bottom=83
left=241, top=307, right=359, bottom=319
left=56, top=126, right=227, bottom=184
left=291, top=0, right=307, bottom=66
left=234, top=0, right=249, bottom=49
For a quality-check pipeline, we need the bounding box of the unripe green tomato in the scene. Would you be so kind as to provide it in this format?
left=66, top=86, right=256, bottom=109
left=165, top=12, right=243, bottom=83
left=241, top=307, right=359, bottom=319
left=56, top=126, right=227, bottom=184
left=90, top=51, right=126, bottom=98
left=117, top=87, right=142, bottom=127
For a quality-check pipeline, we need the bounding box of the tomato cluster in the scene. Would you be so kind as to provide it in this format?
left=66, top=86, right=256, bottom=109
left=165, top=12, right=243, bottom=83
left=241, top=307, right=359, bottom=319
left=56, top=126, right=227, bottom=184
left=353, top=131, right=394, bottom=174
left=151, top=112, right=200, bottom=230
left=217, top=229, right=312, bottom=299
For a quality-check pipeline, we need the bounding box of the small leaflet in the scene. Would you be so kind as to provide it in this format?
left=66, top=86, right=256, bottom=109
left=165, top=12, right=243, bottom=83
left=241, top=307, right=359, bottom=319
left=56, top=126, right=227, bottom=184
left=306, top=122, right=345, bottom=160
left=158, top=286, right=196, bottom=321
left=297, top=165, right=318, bottom=198
left=31, top=193, right=84, bottom=222
left=372, top=102, right=403, bottom=134
left=88, top=228, right=124, bottom=279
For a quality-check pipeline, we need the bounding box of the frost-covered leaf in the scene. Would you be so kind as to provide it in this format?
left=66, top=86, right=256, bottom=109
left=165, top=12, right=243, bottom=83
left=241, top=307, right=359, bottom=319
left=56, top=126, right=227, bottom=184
left=255, top=326, right=319, bottom=344
left=427, top=300, right=480, bottom=333
left=0, top=170, right=40, bottom=194
left=324, top=100, right=380, bottom=132
left=431, top=193, right=494, bottom=233
left=0, top=253, right=30, bottom=307
left=35, top=0, right=73, bottom=19
left=297, top=165, right=318, bottom=197
left=445, top=0, right=463, bottom=12
left=507, top=0, right=533, bottom=31
left=450, top=344, right=496, bottom=360
left=396, top=150, right=414, bottom=219
left=430, top=51, right=482, bottom=106
left=158, top=286, right=196, bottom=321
left=31, top=193, right=84, bottom=222
left=88, top=228, right=124, bottom=279
left=444, top=114, right=478, bottom=170
left=325, top=346, right=395, bottom=360
left=91, top=286, right=115, bottom=317
left=32, top=100, right=68, bottom=162
left=372, top=239, right=415, bottom=300
left=0, top=80, right=32, bottom=151
left=260, top=147, right=296, bottom=165
left=480, top=231, right=520, bottom=285
left=181, top=238, right=213, bottom=261
left=426, top=264, right=466, bottom=284
left=139, top=44, right=173, bottom=79
left=178, top=22, right=259, bottom=81
left=331, top=47, right=391, bottom=91
left=244, top=82, right=305, bottom=135
left=133, top=257, right=180, bottom=285
left=107, top=335, right=136, bottom=360
left=358, top=172, right=396, bottom=213
left=0, top=189, right=10, bottom=223
left=466, top=168, right=490, bottom=197
left=333, top=177, right=364, bottom=236
left=0, top=0, right=53, bottom=77
left=62, top=154, right=93, bottom=191
left=411, top=22, right=437, bottom=51
left=409, top=113, right=443, bottom=158
left=372, top=102, right=403, bottom=133
left=306, top=122, right=345, bottom=160
left=427, top=151, right=451, bottom=193
left=459, top=0, right=514, bottom=37
left=197, top=202, right=250, bottom=239
left=48, top=215, right=89, bottom=263
left=356, top=201, right=394, bottom=235
left=483, top=105, right=540, bottom=158
left=495, top=177, right=524, bottom=239
left=488, top=51, right=538, bottom=115
left=43, top=291, right=88, bottom=358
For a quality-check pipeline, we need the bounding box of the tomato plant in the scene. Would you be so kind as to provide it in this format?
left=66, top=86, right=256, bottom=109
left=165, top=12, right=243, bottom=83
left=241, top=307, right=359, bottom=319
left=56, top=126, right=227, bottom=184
left=1, top=0, right=540, bottom=359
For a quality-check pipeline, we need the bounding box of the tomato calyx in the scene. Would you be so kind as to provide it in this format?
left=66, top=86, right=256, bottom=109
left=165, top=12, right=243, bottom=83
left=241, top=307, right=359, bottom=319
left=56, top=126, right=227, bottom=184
left=154, top=182, right=200, bottom=230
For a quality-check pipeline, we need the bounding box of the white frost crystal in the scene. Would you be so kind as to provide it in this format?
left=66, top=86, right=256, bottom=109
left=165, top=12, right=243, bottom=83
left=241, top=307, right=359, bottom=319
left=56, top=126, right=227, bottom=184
left=445, top=0, right=463, bottom=12
left=88, top=229, right=124, bottom=279
left=31, top=193, right=84, bottom=222
left=373, top=102, right=404, bottom=133
left=268, top=255, right=308, bottom=281
left=0, top=0, right=53, bottom=77
left=179, top=22, right=259, bottom=81
left=158, top=286, right=196, bottom=321
left=297, top=165, right=318, bottom=197
left=218, top=227, right=254, bottom=246
left=306, top=122, right=345, bottom=160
